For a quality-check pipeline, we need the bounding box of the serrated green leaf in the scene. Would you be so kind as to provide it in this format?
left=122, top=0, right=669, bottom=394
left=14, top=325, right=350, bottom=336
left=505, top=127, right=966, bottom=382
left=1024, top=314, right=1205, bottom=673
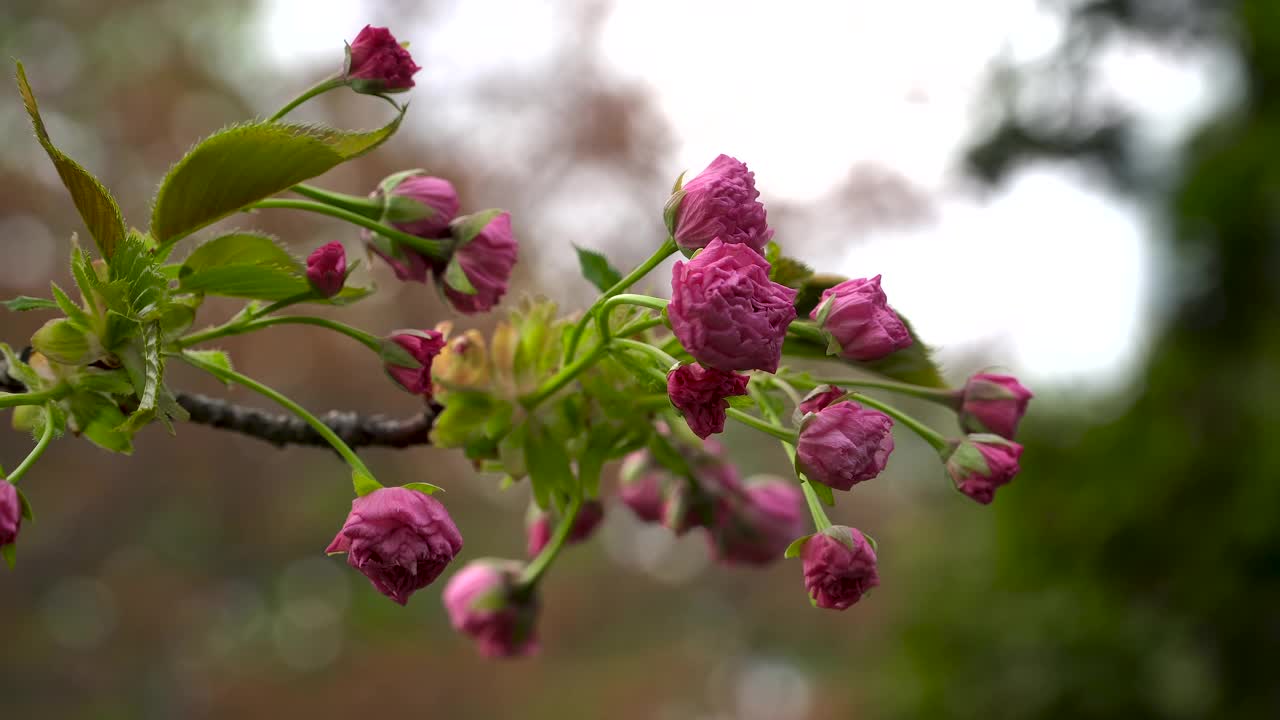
left=770, top=256, right=815, bottom=289
left=151, top=111, right=405, bottom=250
left=72, top=368, right=136, bottom=396
left=402, top=481, right=443, bottom=496
left=2, top=296, right=58, bottom=312
left=183, top=350, right=234, bottom=384
left=179, top=265, right=311, bottom=300
left=180, top=232, right=301, bottom=275
left=15, top=62, right=126, bottom=258
left=49, top=283, right=92, bottom=330
left=573, top=245, right=624, bottom=293
left=117, top=322, right=163, bottom=433
left=107, top=231, right=167, bottom=321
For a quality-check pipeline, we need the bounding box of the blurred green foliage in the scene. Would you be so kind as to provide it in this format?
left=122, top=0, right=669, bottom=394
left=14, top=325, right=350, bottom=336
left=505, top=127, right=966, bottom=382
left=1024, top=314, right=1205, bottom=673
left=881, top=1, right=1280, bottom=717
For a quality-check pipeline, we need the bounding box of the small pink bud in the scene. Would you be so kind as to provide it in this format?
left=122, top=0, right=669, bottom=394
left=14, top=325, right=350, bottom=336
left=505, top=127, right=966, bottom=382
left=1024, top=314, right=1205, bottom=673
left=669, top=239, right=797, bottom=372
left=800, top=526, right=880, bottom=610
left=959, top=373, right=1032, bottom=440
left=345, top=25, right=421, bottom=94
left=666, top=154, right=773, bottom=254
left=0, top=482, right=21, bottom=549
left=810, top=275, right=912, bottom=361
left=305, top=241, right=347, bottom=298
left=443, top=559, right=539, bottom=659
left=796, top=402, right=895, bottom=491
left=708, top=476, right=806, bottom=566
left=526, top=500, right=605, bottom=557
left=439, top=211, right=519, bottom=315
left=946, top=435, right=1023, bottom=504
left=382, top=329, right=446, bottom=398
left=325, top=487, right=463, bottom=605
left=619, top=450, right=667, bottom=523
left=797, top=384, right=848, bottom=415
left=667, top=364, right=750, bottom=439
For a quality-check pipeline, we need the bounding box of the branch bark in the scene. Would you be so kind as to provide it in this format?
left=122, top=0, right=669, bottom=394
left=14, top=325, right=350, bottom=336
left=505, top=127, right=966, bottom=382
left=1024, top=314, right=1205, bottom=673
left=1, top=352, right=436, bottom=449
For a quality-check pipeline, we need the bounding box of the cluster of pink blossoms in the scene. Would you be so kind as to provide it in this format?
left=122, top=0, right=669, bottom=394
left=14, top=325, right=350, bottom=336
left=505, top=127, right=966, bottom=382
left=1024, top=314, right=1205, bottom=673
left=290, top=26, right=1035, bottom=655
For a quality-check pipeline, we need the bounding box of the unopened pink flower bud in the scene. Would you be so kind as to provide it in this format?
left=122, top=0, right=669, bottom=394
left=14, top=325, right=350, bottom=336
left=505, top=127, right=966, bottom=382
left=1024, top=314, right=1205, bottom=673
left=345, top=25, right=421, bottom=94
left=798, top=384, right=848, bottom=415
left=619, top=450, right=667, bottom=523
left=810, top=275, right=911, bottom=361
left=0, top=482, right=21, bottom=549
left=325, top=487, right=463, bottom=605
left=665, top=154, right=773, bottom=254
left=667, top=363, right=750, bottom=439
left=796, top=401, right=894, bottom=491
left=443, top=559, right=539, bottom=658
left=946, top=435, right=1023, bottom=504
left=669, top=239, right=797, bottom=372
left=377, top=172, right=461, bottom=239
left=708, top=476, right=806, bottom=566
left=959, top=373, right=1032, bottom=440
left=306, top=241, right=347, bottom=297
left=382, top=329, right=446, bottom=398
left=439, top=211, right=518, bottom=315
left=800, top=526, right=880, bottom=610
left=526, top=500, right=605, bottom=557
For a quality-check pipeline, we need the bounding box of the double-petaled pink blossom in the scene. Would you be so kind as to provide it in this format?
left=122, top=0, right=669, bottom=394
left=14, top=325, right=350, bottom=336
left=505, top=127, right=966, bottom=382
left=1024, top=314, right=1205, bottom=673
left=666, top=154, right=773, bottom=254
left=810, top=275, right=911, bottom=361
left=667, top=363, right=750, bottom=439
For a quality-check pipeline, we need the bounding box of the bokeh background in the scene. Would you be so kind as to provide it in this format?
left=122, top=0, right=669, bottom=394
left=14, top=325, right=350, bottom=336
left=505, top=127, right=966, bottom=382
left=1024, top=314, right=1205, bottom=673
left=2, top=0, right=1277, bottom=717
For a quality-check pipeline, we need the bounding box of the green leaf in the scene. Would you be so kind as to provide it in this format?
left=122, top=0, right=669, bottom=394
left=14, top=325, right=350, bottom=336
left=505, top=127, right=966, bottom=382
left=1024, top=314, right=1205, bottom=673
left=859, top=317, right=946, bottom=388
left=402, top=481, right=444, bottom=496
left=574, top=245, right=624, bottom=293
left=183, top=350, right=234, bottom=384
left=31, top=318, right=97, bottom=365
left=352, top=469, right=382, bottom=497
left=106, top=231, right=167, bottom=329
left=179, top=265, right=311, bottom=300
left=0, top=344, right=41, bottom=390
left=2, top=296, right=58, bottom=312
left=67, top=392, right=133, bottom=454
left=577, top=424, right=621, bottom=498
left=15, top=62, right=126, bottom=258
left=180, top=232, right=301, bottom=274
left=117, top=322, right=163, bottom=433
left=72, top=368, right=135, bottom=396
left=523, top=418, right=574, bottom=511
left=784, top=534, right=813, bottom=559
left=765, top=242, right=815, bottom=289
left=50, top=283, right=92, bottom=329
left=151, top=112, right=405, bottom=249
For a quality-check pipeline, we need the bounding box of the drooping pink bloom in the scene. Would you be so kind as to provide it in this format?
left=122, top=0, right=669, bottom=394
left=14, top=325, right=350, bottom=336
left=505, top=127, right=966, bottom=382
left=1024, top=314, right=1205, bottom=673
left=306, top=242, right=347, bottom=298
left=619, top=450, right=667, bottom=523
left=526, top=500, right=605, bottom=557
left=707, top=476, right=806, bottom=566
left=669, top=239, right=797, bottom=372
left=667, top=364, right=750, bottom=439
left=0, top=482, right=20, bottom=548
left=798, top=384, right=848, bottom=415
left=345, top=25, right=421, bottom=93
left=438, top=211, right=518, bottom=315
left=443, top=560, right=539, bottom=658
left=946, top=435, right=1024, bottom=505
left=662, top=447, right=742, bottom=535
left=959, top=373, right=1032, bottom=440
left=666, top=154, right=773, bottom=254
left=382, top=329, right=447, bottom=398
left=325, top=487, right=463, bottom=605
left=801, top=526, right=880, bottom=610
left=796, top=402, right=895, bottom=491
left=810, top=275, right=912, bottom=361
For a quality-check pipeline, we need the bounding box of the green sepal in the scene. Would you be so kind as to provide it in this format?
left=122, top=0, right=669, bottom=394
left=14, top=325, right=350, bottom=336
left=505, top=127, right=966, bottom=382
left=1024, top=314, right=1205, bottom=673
left=443, top=254, right=477, bottom=295
left=17, top=487, right=34, bottom=522
left=663, top=188, right=686, bottom=238
left=66, top=392, right=134, bottom=454
left=2, top=544, right=15, bottom=569
left=784, top=533, right=813, bottom=559
left=449, top=209, right=503, bottom=248
left=352, top=469, right=382, bottom=497
left=402, top=482, right=444, bottom=496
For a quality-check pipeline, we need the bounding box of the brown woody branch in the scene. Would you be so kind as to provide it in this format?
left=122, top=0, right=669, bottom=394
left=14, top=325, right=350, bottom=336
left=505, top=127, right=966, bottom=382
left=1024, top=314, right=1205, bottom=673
left=1, top=352, right=437, bottom=449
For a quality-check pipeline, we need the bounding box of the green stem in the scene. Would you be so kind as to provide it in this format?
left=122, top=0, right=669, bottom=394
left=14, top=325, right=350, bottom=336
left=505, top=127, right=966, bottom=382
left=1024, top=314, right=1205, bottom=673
left=749, top=383, right=833, bottom=532
left=610, top=338, right=679, bottom=370
left=565, top=238, right=678, bottom=360
left=786, top=321, right=827, bottom=346
left=292, top=184, right=383, bottom=219
left=845, top=392, right=949, bottom=453
left=519, top=494, right=583, bottom=588
left=251, top=199, right=449, bottom=260
left=725, top=408, right=798, bottom=443
left=6, top=403, right=57, bottom=485
left=597, top=294, right=668, bottom=344
left=254, top=292, right=318, bottom=319
left=268, top=75, right=347, bottom=122
left=177, top=316, right=381, bottom=353
left=789, top=373, right=956, bottom=403
left=615, top=316, right=666, bottom=339
left=766, top=375, right=806, bottom=410
left=0, top=387, right=67, bottom=410
left=521, top=343, right=609, bottom=409
left=178, top=351, right=378, bottom=483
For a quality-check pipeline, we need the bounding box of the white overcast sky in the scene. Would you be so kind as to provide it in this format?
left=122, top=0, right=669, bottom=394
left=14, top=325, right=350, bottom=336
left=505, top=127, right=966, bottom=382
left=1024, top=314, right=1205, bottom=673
left=258, top=0, right=1237, bottom=392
